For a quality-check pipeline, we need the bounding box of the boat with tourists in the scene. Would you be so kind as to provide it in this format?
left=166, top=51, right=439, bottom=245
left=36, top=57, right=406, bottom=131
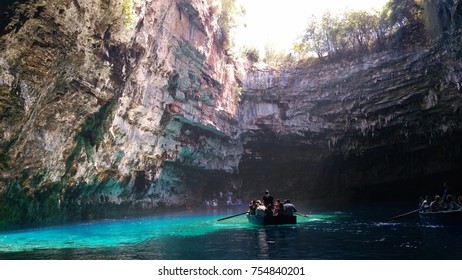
left=246, top=214, right=297, bottom=225
left=216, top=191, right=304, bottom=225
left=387, top=190, right=462, bottom=226
left=419, top=210, right=462, bottom=226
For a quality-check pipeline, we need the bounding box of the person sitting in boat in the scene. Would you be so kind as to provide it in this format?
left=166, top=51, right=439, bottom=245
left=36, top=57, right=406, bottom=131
left=273, top=199, right=283, bottom=216
left=255, top=200, right=266, bottom=217
left=430, top=195, right=443, bottom=212
left=282, top=199, right=297, bottom=216
left=274, top=199, right=281, bottom=207
left=248, top=200, right=257, bottom=215
left=445, top=195, right=460, bottom=211
left=275, top=202, right=285, bottom=216
left=420, top=195, right=432, bottom=212
left=265, top=204, right=274, bottom=217
left=262, top=190, right=274, bottom=208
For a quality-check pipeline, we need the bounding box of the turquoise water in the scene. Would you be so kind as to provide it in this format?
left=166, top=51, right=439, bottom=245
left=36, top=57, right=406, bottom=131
left=1, top=204, right=462, bottom=259
left=0, top=210, right=253, bottom=252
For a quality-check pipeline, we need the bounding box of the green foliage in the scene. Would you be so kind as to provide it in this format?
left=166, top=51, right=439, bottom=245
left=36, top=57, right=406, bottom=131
left=234, top=86, right=242, bottom=102
left=242, top=46, right=260, bottom=62
left=299, top=15, right=326, bottom=58
left=383, top=0, right=426, bottom=46
left=384, top=0, right=424, bottom=28
left=299, top=11, right=384, bottom=59
left=121, top=0, right=134, bottom=27
left=217, top=0, right=244, bottom=51
left=345, top=11, right=381, bottom=51
left=296, top=0, right=437, bottom=60
left=263, top=44, right=296, bottom=68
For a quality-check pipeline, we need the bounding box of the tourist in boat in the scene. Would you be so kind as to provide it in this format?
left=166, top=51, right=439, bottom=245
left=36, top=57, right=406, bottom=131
left=430, top=195, right=443, bottom=212
left=275, top=202, right=285, bottom=216
left=255, top=200, right=266, bottom=217
left=282, top=199, right=297, bottom=216
left=273, top=199, right=283, bottom=216
left=445, top=195, right=460, bottom=211
left=262, top=190, right=274, bottom=207
left=248, top=200, right=257, bottom=215
left=457, top=195, right=462, bottom=206
left=420, top=195, right=432, bottom=212
left=274, top=199, right=281, bottom=207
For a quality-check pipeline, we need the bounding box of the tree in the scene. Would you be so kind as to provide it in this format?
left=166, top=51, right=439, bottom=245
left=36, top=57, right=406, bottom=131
left=372, top=9, right=390, bottom=50
left=217, top=0, right=244, bottom=51
left=295, top=0, right=439, bottom=61
left=344, top=10, right=379, bottom=52
left=383, top=0, right=426, bottom=46
left=384, top=0, right=424, bottom=28
left=320, top=12, right=346, bottom=56
left=242, top=46, right=259, bottom=62
left=301, top=15, right=328, bottom=58
left=262, top=43, right=295, bottom=67
left=298, top=11, right=382, bottom=59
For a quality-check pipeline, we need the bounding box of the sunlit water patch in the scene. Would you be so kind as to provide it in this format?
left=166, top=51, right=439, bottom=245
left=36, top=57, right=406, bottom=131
left=0, top=212, right=227, bottom=252
left=0, top=210, right=329, bottom=254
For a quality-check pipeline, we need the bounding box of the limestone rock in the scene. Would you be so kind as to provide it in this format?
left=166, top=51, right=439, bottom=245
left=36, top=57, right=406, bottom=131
left=0, top=0, right=241, bottom=225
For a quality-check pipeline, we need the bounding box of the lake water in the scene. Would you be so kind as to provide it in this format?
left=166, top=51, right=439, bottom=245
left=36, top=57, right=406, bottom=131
left=1, top=203, right=462, bottom=259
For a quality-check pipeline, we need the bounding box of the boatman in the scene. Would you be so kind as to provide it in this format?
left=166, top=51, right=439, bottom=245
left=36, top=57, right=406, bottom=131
left=262, top=190, right=274, bottom=207
left=282, top=199, right=297, bottom=216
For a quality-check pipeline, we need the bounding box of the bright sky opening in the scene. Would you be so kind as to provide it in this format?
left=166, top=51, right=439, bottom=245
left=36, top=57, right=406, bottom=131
left=234, top=0, right=389, bottom=54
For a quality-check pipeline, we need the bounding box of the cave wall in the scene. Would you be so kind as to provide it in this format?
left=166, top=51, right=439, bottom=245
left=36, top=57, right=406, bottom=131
left=0, top=0, right=242, bottom=226
left=239, top=44, right=462, bottom=203
left=1, top=0, right=462, bottom=227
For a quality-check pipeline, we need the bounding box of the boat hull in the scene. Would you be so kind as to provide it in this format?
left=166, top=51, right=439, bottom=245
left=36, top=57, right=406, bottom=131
left=247, top=215, right=296, bottom=225
left=419, top=210, right=462, bottom=226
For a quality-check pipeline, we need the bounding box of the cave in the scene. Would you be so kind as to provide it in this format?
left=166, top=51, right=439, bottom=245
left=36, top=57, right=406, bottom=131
left=0, top=0, right=462, bottom=228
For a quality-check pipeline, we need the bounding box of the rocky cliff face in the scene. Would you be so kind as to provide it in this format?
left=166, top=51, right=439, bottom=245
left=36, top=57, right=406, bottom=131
left=0, top=0, right=242, bottom=226
left=1, top=0, right=462, bottom=227
left=239, top=43, right=462, bottom=202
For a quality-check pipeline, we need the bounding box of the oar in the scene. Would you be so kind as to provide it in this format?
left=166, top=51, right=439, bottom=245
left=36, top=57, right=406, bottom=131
left=295, top=213, right=310, bottom=218
left=217, top=212, right=248, bottom=222
left=386, top=206, right=430, bottom=222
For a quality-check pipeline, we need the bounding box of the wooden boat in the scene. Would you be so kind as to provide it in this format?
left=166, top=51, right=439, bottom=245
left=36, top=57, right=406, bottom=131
left=247, top=214, right=296, bottom=225
left=419, top=210, right=462, bottom=226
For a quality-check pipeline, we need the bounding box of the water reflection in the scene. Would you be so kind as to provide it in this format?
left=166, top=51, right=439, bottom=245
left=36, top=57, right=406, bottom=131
left=257, top=228, right=269, bottom=258
left=251, top=225, right=300, bottom=259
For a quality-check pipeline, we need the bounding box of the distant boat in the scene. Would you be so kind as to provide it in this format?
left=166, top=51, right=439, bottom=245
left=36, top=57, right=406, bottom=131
left=247, top=214, right=296, bottom=225
left=205, top=202, right=244, bottom=210
left=419, top=210, right=462, bottom=226
left=204, top=199, right=244, bottom=209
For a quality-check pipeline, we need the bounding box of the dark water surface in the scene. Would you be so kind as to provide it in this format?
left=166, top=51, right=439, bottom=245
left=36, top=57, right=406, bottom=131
left=1, top=203, right=461, bottom=259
